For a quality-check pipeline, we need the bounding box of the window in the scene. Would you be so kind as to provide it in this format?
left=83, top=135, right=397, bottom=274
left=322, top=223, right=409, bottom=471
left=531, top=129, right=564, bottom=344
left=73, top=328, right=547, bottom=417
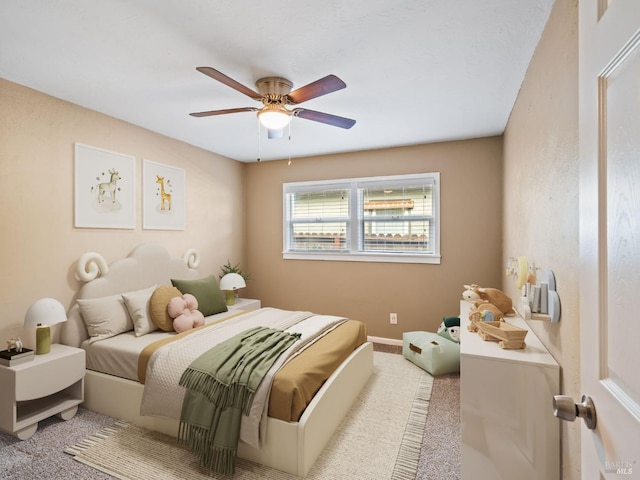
left=283, top=173, right=440, bottom=264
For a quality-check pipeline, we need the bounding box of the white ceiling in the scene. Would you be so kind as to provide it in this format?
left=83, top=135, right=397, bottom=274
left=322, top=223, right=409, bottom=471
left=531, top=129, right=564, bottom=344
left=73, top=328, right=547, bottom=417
left=0, top=0, right=555, bottom=162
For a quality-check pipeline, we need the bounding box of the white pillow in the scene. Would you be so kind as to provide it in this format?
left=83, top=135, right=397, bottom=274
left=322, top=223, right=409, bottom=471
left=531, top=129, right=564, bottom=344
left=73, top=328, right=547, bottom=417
left=77, top=286, right=156, bottom=343
left=122, top=291, right=157, bottom=337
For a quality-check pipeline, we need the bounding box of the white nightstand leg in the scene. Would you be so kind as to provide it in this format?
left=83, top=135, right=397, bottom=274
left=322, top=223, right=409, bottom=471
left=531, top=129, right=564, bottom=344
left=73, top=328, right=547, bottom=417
left=57, top=405, right=78, bottom=421
left=15, top=423, right=38, bottom=440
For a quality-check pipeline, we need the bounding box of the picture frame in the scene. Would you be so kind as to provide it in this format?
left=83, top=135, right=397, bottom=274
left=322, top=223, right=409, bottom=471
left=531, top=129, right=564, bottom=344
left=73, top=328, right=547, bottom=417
left=142, top=159, right=185, bottom=230
left=74, top=143, right=136, bottom=229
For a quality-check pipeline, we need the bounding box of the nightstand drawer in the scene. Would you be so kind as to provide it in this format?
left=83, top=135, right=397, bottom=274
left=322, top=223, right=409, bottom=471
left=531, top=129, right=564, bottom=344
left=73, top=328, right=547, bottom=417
left=15, top=354, right=84, bottom=400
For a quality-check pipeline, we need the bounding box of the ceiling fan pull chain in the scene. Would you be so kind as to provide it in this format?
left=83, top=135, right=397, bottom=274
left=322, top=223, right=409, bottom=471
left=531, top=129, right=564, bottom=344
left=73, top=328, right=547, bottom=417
left=288, top=121, right=292, bottom=166
left=257, top=121, right=262, bottom=162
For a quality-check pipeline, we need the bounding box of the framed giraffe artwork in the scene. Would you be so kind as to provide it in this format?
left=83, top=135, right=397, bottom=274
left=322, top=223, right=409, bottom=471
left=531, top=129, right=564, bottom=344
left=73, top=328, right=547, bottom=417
left=74, top=143, right=136, bottom=229
left=142, top=159, right=185, bottom=230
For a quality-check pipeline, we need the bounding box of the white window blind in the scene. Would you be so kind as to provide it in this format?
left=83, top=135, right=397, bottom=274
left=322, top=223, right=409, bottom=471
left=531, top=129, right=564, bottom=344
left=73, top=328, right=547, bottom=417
left=283, top=173, right=440, bottom=264
left=287, top=188, right=350, bottom=252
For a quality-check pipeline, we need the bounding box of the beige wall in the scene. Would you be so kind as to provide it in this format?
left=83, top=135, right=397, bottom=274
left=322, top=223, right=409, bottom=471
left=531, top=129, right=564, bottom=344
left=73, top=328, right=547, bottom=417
left=0, top=78, right=245, bottom=348
left=244, top=138, right=504, bottom=339
left=503, top=0, right=580, bottom=478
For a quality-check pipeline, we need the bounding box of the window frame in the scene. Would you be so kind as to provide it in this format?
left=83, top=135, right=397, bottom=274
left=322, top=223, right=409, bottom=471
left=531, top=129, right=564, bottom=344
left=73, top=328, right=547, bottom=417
left=283, top=173, right=441, bottom=264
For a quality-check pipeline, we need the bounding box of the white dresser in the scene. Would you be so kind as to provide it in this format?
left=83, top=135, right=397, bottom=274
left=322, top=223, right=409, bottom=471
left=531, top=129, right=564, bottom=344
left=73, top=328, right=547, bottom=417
left=460, top=300, right=560, bottom=480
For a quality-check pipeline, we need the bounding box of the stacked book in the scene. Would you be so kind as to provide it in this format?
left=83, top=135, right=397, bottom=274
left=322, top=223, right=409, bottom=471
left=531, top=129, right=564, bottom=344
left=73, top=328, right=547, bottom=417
left=528, top=282, right=549, bottom=314
left=0, top=348, right=34, bottom=366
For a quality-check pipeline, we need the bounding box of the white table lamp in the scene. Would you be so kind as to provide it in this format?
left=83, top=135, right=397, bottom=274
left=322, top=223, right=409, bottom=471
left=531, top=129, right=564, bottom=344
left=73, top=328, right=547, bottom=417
left=24, top=298, right=67, bottom=354
left=219, top=273, right=246, bottom=306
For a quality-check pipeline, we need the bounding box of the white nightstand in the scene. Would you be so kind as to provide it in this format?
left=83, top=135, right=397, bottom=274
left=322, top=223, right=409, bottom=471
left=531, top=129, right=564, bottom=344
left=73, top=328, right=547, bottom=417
left=227, top=298, right=261, bottom=311
left=0, top=343, right=85, bottom=440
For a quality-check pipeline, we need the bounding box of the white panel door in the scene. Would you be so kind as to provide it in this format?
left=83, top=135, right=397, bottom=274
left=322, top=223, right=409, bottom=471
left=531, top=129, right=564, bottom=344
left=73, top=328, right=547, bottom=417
left=580, top=0, right=640, bottom=477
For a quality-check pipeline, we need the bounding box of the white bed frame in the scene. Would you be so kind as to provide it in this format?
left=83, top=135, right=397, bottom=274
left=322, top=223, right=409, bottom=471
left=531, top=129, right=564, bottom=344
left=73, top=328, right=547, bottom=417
left=61, top=243, right=373, bottom=477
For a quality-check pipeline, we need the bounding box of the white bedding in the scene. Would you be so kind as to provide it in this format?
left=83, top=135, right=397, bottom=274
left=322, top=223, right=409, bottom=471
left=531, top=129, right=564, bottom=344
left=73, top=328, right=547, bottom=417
left=81, top=309, right=242, bottom=381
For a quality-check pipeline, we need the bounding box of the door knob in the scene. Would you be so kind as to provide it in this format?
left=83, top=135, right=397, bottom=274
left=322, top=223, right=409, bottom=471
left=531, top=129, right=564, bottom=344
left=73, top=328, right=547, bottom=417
left=552, top=394, right=597, bottom=430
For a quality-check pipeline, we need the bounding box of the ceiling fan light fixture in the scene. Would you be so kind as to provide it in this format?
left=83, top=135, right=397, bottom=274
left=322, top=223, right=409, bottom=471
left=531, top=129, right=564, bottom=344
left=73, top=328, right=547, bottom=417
left=258, top=105, right=291, bottom=130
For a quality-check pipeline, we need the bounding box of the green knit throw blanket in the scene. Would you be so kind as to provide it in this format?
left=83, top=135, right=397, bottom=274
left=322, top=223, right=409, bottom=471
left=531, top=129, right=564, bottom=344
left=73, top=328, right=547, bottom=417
left=178, top=326, right=301, bottom=475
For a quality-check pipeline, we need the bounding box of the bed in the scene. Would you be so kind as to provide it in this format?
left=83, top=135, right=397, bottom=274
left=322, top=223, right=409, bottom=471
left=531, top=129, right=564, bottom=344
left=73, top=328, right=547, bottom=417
left=60, top=243, right=373, bottom=477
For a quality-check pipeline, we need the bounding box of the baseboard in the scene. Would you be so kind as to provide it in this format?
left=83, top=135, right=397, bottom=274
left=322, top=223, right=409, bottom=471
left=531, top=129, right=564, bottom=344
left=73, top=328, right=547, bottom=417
left=367, top=335, right=403, bottom=346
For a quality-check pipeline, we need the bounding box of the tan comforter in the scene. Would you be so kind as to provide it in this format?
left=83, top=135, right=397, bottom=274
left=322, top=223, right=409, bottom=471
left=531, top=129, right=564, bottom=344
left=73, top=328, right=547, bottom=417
left=268, top=319, right=367, bottom=421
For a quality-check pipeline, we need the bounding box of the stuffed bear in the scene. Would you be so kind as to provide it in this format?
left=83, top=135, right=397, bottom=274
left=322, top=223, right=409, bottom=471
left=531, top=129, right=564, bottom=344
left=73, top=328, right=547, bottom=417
left=471, top=301, right=504, bottom=321
left=468, top=308, right=501, bottom=332
left=467, top=300, right=506, bottom=332
left=167, top=294, right=205, bottom=333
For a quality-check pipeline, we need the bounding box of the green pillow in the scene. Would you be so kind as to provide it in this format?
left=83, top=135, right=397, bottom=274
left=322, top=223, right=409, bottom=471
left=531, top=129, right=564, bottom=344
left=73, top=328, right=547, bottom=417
left=171, top=275, right=228, bottom=317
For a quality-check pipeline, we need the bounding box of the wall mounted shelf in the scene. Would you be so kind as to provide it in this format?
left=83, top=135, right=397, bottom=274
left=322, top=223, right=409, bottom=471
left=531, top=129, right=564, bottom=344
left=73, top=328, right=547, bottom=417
left=507, top=257, right=560, bottom=323
left=520, top=268, right=561, bottom=323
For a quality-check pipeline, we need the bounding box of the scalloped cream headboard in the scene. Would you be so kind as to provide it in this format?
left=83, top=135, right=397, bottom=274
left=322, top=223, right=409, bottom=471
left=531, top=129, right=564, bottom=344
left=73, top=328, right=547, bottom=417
left=61, top=243, right=201, bottom=347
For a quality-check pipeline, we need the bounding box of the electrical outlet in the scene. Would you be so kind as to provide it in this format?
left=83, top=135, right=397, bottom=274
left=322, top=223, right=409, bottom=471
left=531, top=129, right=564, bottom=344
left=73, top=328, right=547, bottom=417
left=390, top=313, right=398, bottom=324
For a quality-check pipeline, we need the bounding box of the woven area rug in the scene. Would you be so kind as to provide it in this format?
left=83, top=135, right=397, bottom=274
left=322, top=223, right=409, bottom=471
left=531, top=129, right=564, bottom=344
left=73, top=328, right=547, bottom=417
left=66, top=351, right=433, bottom=480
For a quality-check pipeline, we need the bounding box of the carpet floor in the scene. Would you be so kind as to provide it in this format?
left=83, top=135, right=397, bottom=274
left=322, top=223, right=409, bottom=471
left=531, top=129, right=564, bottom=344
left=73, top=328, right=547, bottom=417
left=0, top=348, right=460, bottom=479
left=375, top=344, right=460, bottom=479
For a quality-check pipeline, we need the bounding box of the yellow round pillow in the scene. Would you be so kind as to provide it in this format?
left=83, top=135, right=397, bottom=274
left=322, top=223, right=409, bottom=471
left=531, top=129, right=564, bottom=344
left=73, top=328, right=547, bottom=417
left=150, top=285, right=182, bottom=332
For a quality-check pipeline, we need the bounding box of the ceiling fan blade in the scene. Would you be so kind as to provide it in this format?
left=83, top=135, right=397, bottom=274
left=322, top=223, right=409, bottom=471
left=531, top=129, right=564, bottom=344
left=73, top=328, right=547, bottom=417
left=287, top=75, right=347, bottom=104
left=196, top=67, right=262, bottom=100
left=189, top=107, right=258, bottom=117
left=294, top=108, right=356, bottom=129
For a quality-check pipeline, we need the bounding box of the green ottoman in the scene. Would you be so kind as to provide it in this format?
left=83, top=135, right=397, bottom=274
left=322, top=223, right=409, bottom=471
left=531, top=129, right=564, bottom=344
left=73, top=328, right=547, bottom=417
left=402, top=331, right=460, bottom=375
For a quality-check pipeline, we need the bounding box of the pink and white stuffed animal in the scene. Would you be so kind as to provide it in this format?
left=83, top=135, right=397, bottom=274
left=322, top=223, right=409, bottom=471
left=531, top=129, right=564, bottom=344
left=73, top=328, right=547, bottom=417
left=167, top=294, right=205, bottom=333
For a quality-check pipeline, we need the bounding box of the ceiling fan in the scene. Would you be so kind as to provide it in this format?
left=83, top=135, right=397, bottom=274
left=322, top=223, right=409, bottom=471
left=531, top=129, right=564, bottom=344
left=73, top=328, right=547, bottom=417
left=189, top=67, right=356, bottom=135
